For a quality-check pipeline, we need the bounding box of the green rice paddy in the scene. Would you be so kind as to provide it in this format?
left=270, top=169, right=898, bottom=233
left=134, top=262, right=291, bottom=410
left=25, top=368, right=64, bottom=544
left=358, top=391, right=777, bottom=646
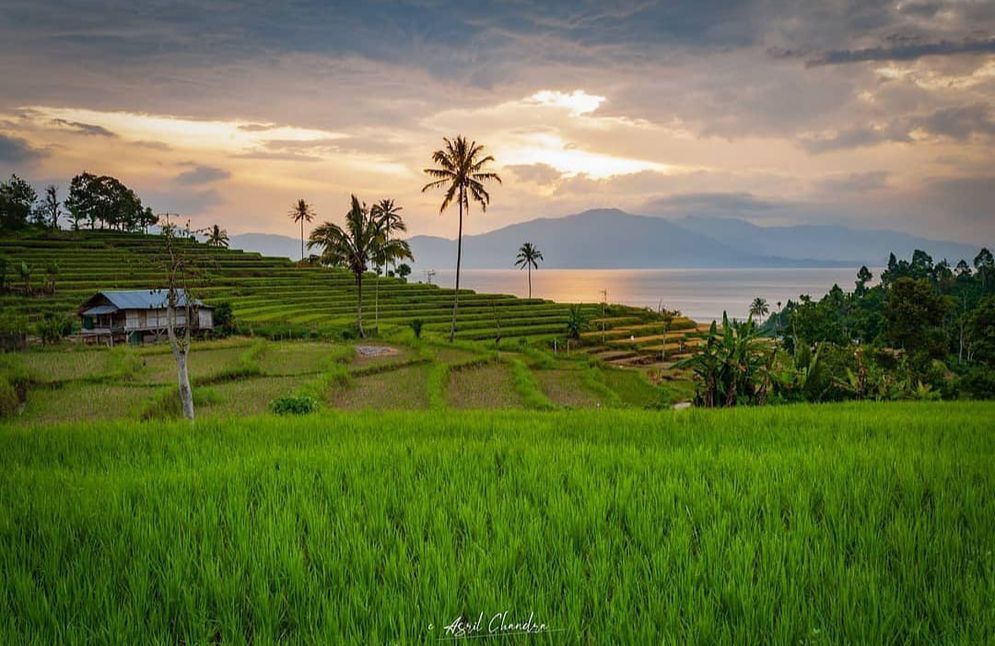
left=1, top=403, right=993, bottom=642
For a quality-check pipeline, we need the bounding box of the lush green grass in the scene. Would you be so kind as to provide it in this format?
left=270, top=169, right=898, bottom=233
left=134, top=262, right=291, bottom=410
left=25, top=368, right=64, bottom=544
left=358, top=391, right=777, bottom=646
left=0, top=403, right=993, bottom=642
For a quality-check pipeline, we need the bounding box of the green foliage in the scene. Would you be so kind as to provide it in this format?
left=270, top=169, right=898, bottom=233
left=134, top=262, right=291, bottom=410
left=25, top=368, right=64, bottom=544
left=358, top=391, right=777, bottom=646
left=0, top=354, right=34, bottom=417
left=409, top=318, right=423, bottom=339
left=958, top=366, right=995, bottom=399
left=0, top=174, right=37, bottom=231
left=268, top=394, right=320, bottom=415
left=211, top=302, right=236, bottom=337
left=64, top=172, right=153, bottom=232
left=35, top=312, right=76, bottom=344
left=677, top=313, right=773, bottom=407
left=965, top=295, right=995, bottom=366
left=767, top=249, right=995, bottom=401
left=0, top=376, right=18, bottom=417
left=565, top=304, right=587, bottom=340
left=884, top=277, right=950, bottom=361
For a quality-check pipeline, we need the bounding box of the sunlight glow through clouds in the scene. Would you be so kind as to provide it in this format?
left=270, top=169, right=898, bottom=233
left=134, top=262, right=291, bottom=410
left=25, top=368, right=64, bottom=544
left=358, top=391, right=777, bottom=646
left=497, top=132, right=669, bottom=179
left=22, top=106, right=348, bottom=153
left=527, top=90, right=605, bottom=116
left=426, top=89, right=671, bottom=180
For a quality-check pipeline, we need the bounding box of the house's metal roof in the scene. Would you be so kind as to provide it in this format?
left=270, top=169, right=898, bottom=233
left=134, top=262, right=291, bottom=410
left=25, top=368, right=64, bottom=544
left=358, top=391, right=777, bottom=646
left=81, top=305, right=118, bottom=316
left=97, top=289, right=210, bottom=310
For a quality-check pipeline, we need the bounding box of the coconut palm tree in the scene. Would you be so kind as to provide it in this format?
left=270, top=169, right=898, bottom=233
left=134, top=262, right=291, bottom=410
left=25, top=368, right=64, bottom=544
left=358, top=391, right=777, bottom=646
left=514, top=241, right=543, bottom=299
left=206, top=224, right=229, bottom=248
left=308, top=195, right=378, bottom=337
left=370, top=199, right=413, bottom=332
left=289, top=198, right=316, bottom=261
left=749, top=297, right=770, bottom=320
left=422, top=135, right=502, bottom=342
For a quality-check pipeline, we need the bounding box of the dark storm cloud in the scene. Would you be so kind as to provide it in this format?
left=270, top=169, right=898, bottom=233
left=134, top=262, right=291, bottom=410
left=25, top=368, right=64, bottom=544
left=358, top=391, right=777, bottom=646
left=806, top=37, right=995, bottom=67
left=919, top=104, right=995, bottom=139
left=0, top=134, right=46, bottom=163
left=174, top=164, right=231, bottom=185
left=800, top=125, right=911, bottom=153
left=801, top=104, right=995, bottom=152
left=51, top=119, right=117, bottom=137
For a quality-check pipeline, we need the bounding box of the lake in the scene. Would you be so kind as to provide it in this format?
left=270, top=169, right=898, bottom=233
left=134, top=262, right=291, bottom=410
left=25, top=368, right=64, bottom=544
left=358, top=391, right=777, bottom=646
left=424, top=267, right=871, bottom=322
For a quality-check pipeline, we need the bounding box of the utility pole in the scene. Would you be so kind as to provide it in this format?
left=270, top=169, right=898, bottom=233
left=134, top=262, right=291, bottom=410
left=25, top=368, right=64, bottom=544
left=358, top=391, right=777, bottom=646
left=600, top=288, right=608, bottom=344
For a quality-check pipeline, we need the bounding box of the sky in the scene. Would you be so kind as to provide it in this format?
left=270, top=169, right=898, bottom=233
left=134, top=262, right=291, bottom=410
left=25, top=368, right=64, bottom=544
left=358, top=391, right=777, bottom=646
left=0, top=0, right=993, bottom=243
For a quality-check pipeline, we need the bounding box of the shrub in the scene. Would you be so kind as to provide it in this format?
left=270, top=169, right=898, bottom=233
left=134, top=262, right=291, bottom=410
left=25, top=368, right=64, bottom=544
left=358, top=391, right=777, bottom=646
left=212, top=302, right=236, bottom=337
left=35, top=313, right=76, bottom=344
left=0, top=377, right=19, bottom=417
left=409, top=319, right=423, bottom=339
left=959, top=366, right=995, bottom=400
left=269, top=394, right=320, bottom=415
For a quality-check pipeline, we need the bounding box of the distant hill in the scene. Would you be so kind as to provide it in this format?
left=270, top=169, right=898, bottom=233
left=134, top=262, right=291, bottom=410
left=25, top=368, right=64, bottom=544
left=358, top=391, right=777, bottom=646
left=673, top=216, right=979, bottom=265
left=406, top=209, right=848, bottom=270
left=228, top=208, right=983, bottom=270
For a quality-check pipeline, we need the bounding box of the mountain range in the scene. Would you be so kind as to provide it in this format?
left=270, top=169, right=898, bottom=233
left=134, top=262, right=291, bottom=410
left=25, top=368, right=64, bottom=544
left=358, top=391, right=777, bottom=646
left=231, top=208, right=983, bottom=270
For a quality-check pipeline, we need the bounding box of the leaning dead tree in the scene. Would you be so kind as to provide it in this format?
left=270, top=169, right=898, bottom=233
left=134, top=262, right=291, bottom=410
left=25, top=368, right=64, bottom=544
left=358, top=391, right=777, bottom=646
left=157, top=213, right=203, bottom=422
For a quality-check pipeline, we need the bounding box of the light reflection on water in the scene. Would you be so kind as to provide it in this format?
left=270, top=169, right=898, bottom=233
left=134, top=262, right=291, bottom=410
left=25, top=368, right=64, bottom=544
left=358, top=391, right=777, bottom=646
left=425, top=267, right=874, bottom=323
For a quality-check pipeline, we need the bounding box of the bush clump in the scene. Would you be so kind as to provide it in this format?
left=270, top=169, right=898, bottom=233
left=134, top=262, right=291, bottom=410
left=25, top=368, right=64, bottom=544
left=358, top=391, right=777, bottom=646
left=0, top=377, right=19, bottom=418
left=269, top=394, right=320, bottom=415
left=35, top=313, right=76, bottom=344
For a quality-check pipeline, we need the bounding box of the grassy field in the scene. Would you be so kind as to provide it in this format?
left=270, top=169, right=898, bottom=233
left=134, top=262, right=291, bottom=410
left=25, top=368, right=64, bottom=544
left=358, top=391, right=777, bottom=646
left=1, top=402, right=992, bottom=642
left=3, top=337, right=681, bottom=424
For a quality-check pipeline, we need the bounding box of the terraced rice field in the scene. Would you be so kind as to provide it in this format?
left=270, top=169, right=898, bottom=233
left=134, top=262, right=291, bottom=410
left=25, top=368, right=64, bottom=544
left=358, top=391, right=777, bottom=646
left=2, top=336, right=680, bottom=425
left=0, top=231, right=664, bottom=344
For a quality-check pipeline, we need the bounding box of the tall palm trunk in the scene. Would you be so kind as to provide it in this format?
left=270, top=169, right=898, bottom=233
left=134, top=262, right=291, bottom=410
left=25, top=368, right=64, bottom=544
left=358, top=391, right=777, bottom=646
left=527, top=265, right=532, bottom=299
left=356, top=273, right=365, bottom=338
left=374, top=268, right=380, bottom=334
left=449, top=190, right=464, bottom=342
left=300, top=220, right=305, bottom=261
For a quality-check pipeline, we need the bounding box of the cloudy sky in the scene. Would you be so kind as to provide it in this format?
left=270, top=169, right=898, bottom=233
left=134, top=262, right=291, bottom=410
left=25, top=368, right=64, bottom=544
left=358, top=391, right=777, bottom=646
left=1, top=0, right=993, bottom=242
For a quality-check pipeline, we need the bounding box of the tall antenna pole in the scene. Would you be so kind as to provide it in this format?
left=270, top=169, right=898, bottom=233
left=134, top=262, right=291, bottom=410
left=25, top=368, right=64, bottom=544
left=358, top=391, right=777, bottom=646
left=600, top=288, right=608, bottom=344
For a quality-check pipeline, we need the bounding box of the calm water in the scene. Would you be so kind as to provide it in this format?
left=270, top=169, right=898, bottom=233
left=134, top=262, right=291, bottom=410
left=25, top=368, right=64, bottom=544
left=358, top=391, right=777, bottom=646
left=426, top=268, right=870, bottom=322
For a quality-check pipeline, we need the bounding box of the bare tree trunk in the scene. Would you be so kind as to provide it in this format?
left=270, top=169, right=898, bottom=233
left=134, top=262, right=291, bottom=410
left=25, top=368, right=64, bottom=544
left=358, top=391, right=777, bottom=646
left=167, top=301, right=195, bottom=421
left=174, top=345, right=194, bottom=420
left=375, top=267, right=380, bottom=335
left=449, top=192, right=464, bottom=343
left=356, top=274, right=365, bottom=338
